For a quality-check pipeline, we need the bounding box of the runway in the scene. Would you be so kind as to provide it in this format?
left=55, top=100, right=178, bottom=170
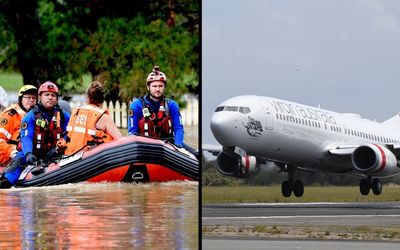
left=203, top=236, right=400, bottom=250
left=203, top=202, right=400, bottom=227
left=202, top=202, right=400, bottom=247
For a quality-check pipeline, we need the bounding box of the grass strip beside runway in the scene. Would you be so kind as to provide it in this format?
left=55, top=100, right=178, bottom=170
left=202, top=224, right=400, bottom=241
left=202, top=185, right=400, bottom=203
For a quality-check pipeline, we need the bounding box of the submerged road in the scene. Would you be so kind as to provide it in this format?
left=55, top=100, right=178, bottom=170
left=202, top=202, right=400, bottom=227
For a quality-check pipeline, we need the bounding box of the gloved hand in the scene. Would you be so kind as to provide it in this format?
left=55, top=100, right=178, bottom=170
left=25, top=153, right=37, bottom=165
left=46, top=148, right=58, bottom=158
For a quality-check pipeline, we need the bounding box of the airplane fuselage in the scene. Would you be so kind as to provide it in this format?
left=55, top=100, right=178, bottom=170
left=210, top=95, right=400, bottom=176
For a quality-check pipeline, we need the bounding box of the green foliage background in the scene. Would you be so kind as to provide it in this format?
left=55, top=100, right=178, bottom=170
left=0, top=0, right=199, bottom=104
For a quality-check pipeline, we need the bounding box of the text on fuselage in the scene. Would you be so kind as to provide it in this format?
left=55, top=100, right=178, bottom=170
left=269, top=100, right=337, bottom=124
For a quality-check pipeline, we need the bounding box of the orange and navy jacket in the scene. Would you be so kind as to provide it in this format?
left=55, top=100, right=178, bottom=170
left=64, top=104, right=112, bottom=156
left=20, top=103, right=70, bottom=159
left=0, top=103, right=26, bottom=164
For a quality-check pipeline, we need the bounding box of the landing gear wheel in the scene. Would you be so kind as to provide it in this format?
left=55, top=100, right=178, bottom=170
left=359, top=179, right=371, bottom=195
left=281, top=180, right=293, bottom=197
left=372, top=179, right=382, bottom=195
left=293, top=180, right=304, bottom=197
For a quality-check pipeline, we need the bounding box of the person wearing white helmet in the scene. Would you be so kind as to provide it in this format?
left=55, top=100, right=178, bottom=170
left=0, top=85, right=38, bottom=167
left=128, top=66, right=198, bottom=159
left=0, top=86, right=8, bottom=111
left=128, top=66, right=184, bottom=145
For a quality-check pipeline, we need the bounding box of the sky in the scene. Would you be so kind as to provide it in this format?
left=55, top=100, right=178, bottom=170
left=202, top=0, right=400, bottom=146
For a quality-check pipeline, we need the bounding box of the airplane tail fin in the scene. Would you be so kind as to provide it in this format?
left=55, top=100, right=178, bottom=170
left=382, top=113, right=400, bottom=128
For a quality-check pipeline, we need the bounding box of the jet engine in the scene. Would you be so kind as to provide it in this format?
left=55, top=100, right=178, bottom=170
left=216, top=149, right=260, bottom=178
left=352, top=143, right=400, bottom=176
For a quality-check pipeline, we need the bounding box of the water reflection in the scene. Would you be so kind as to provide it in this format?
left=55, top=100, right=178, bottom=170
left=0, top=182, right=198, bottom=249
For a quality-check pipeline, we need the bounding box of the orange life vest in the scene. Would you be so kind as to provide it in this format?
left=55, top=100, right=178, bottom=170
left=64, top=104, right=112, bottom=156
left=0, top=103, right=25, bottom=143
left=138, top=97, right=172, bottom=139
left=0, top=104, right=25, bottom=164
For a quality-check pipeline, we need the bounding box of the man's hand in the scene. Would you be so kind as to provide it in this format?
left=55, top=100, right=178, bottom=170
left=56, top=138, right=67, bottom=153
left=25, top=153, right=37, bottom=165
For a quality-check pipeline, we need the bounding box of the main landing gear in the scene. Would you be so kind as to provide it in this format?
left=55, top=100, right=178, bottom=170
left=359, top=176, right=382, bottom=195
left=281, top=167, right=304, bottom=198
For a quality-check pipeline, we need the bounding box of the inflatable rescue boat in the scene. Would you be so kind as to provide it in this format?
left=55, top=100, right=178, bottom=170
left=1, top=136, right=198, bottom=187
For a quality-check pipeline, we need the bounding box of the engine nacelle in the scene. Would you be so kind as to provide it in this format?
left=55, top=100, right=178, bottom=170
left=352, top=143, right=400, bottom=176
left=216, top=150, right=260, bottom=178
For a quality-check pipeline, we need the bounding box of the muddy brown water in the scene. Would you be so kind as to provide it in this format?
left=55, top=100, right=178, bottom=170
left=0, top=126, right=199, bottom=249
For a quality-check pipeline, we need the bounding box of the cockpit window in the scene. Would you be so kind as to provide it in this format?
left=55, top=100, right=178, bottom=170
left=215, top=105, right=251, bottom=114
left=224, top=106, right=238, bottom=111
left=215, top=106, right=224, bottom=112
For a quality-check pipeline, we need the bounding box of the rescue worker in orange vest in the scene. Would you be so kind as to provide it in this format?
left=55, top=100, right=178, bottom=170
left=128, top=66, right=198, bottom=158
left=63, top=81, right=122, bottom=156
left=0, top=85, right=38, bottom=167
left=0, top=81, right=70, bottom=188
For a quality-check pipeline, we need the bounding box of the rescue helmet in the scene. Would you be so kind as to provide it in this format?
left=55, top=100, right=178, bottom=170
left=18, top=85, right=38, bottom=97
left=146, top=66, right=167, bottom=85
left=39, top=81, right=59, bottom=95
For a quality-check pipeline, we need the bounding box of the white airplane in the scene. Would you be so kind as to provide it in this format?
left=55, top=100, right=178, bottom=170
left=205, top=95, right=400, bottom=197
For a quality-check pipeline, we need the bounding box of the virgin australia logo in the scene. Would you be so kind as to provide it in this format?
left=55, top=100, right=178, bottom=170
left=243, top=116, right=263, bottom=137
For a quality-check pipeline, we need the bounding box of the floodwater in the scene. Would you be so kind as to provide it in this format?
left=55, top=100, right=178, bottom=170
left=0, top=182, right=198, bottom=249
left=0, top=126, right=199, bottom=249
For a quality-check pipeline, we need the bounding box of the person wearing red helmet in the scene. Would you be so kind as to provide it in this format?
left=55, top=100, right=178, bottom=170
left=0, top=85, right=38, bottom=167
left=0, top=81, right=70, bottom=188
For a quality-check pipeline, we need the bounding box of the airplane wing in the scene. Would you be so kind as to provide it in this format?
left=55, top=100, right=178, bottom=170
left=386, top=143, right=400, bottom=157
left=202, top=144, right=223, bottom=156
left=327, top=143, right=400, bottom=158
left=327, top=145, right=358, bottom=156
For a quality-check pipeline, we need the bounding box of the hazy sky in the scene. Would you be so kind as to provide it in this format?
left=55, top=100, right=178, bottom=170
left=202, top=0, right=400, bottom=145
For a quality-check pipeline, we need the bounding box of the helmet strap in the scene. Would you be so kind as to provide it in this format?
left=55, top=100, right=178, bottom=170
left=18, top=97, right=28, bottom=112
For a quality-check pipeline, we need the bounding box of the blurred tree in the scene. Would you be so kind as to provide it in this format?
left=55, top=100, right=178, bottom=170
left=0, top=0, right=199, bottom=102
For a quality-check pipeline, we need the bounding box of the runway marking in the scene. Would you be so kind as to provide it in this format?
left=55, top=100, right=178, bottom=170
left=203, top=214, right=400, bottom=220
left=208, top=202, right=400, bottom=207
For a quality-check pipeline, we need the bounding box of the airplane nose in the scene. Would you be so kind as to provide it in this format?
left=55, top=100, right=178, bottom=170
left=210, top=112, right=236, bottom=147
